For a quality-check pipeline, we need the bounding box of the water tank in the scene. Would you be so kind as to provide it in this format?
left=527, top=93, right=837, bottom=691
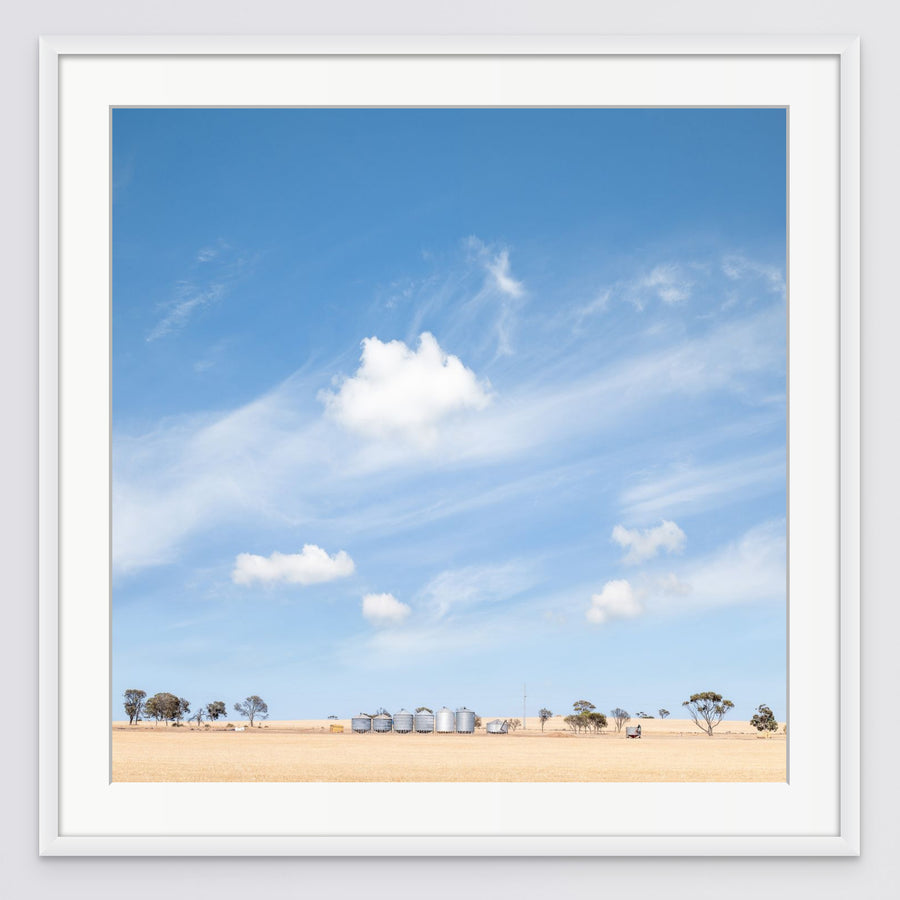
left=456, top=707, right=476, bottom=734
left=435, top=707, right=456, bottom=733
left=373, top=713, right=393, bottom=733
left=414, top=711, right=434, bottom=733
left=393, top=709, right=414, bottom=733
left=486, top=719, right=508, bottom=734
left=351, top=716, right=372, bottom=733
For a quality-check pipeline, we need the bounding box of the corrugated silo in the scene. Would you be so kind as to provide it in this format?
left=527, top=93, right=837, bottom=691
left=372, top=712, right=393, bottom=733
left=351, top=715, right=372, bottom=733
left=393, top=709, right=414, bottom=733
left=414, top=711, right=435, bottom=733
left=486, top=719, right=509, bottom=734
left=455, top=707, right=476, bottom=734
left=435, top=706, right=456, bottom=733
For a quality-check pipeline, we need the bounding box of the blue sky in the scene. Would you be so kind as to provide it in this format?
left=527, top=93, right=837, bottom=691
left=112, top=108, right=786, bottom=723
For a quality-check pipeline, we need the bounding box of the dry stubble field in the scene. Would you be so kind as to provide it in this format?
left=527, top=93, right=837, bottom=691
left=112, top=717, right=785, bottom=782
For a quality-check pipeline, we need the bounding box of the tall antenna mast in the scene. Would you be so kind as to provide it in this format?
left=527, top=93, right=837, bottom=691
left=523, top=683, right=527, bottom=730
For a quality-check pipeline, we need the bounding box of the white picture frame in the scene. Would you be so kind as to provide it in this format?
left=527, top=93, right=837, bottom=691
left=39, top=34, right=860, bottom=856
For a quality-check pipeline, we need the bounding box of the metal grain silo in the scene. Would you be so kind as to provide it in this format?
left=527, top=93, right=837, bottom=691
left=455, top=707, right=476, bottom=734
left=435, top=706, right=456, bottom=733
left=372, top=712, right=393, bottom=733
left=393, top=709, right=414, bottom=733
left=351, top=715, right=372, bottom=733
left=414, top=711, right=435, bottom=733
left=486, top=719, right=508, bottom=734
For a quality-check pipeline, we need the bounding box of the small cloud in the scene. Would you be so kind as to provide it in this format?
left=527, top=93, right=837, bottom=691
left=147, top=242, right=250, bottom=341
left=721, top=255, right=785, bottom=295
left=629, top=265, right=692, bottom=309
left=319, top=332, right=492, bottom=444
left=485, top=248, right=524, bottom=299
left=657, top=572, right=692, bottom=595
left=461, top=236, right=527, bottom=355
left=148, top=282, right=225, bottom=342
left=586, top=579, right=642, bottom=625
left=612, top=520, right=687, bottom=564
left=232, top=544, right=355, bottom=586
left=573, top=290, right=611, bottom=323
left=362, top=592, right=411, bottom=626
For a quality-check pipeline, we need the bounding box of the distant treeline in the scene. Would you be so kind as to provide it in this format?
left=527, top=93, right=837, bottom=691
left=123, top=690, right=268, bottom=726
left=122, top=689, right=781, bottom=736
left=560, top=695, right=780, bottom=736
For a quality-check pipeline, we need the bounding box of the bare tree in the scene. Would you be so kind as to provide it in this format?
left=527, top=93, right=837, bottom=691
left=610, top=708, right=630, bottom=732
left=190, top=707, right=205, bottom=727
left=682, top=691, right=734, bottom=736
left=234, top=695, right=269, bottom=726
left=123, top=689, right=146, bottom=725
left=538, top=708, right=553, bottom=732
left=506, top=718, right=521, bottom=732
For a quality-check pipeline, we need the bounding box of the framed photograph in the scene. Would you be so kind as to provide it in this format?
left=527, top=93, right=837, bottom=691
left=39, top=35, right=859, bottom=855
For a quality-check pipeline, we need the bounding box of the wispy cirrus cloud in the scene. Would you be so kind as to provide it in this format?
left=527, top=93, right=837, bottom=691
left=722, top=254, right=785, bottom=296
left=619, top=448, right=785, bottom=520
left=571, top=251, right=784, bottom=329
left=464, top=236, right=526, bottom=356
left=585, top=519, right=785, bottom=625
left=196, top=246, right=219, bottom=263
left=147, top=242, right=253, bottom=341
left=627, top=264, right=693, bottom=309
left=573, top=262, right=694, bottom=319
left=342, top=562, right=554, bottom=664
left=485, top=248, right=524, bottom=299
left=147, top=281, right=226, bottom=342
left=417, top=562, right=534, bottom=619
left=114, top=302, right=784, bottom=574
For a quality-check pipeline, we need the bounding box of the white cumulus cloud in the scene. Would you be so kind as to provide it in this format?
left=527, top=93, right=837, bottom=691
left=612, top=519, right=686, bottom=564
left=586, top=579, right=642, bottom=625
left=362, top=592, right=411, bottom=626
left=232, top=544, right=355, bottom=586
left=319, top=332, right=492, bottom=444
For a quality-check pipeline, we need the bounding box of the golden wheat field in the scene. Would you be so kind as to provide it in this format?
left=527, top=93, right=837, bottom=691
left=112, top=717, right=785, bottom=782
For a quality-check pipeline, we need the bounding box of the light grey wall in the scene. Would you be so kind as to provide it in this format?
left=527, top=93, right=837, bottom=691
left=2, top=2, right=896, bottom=897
